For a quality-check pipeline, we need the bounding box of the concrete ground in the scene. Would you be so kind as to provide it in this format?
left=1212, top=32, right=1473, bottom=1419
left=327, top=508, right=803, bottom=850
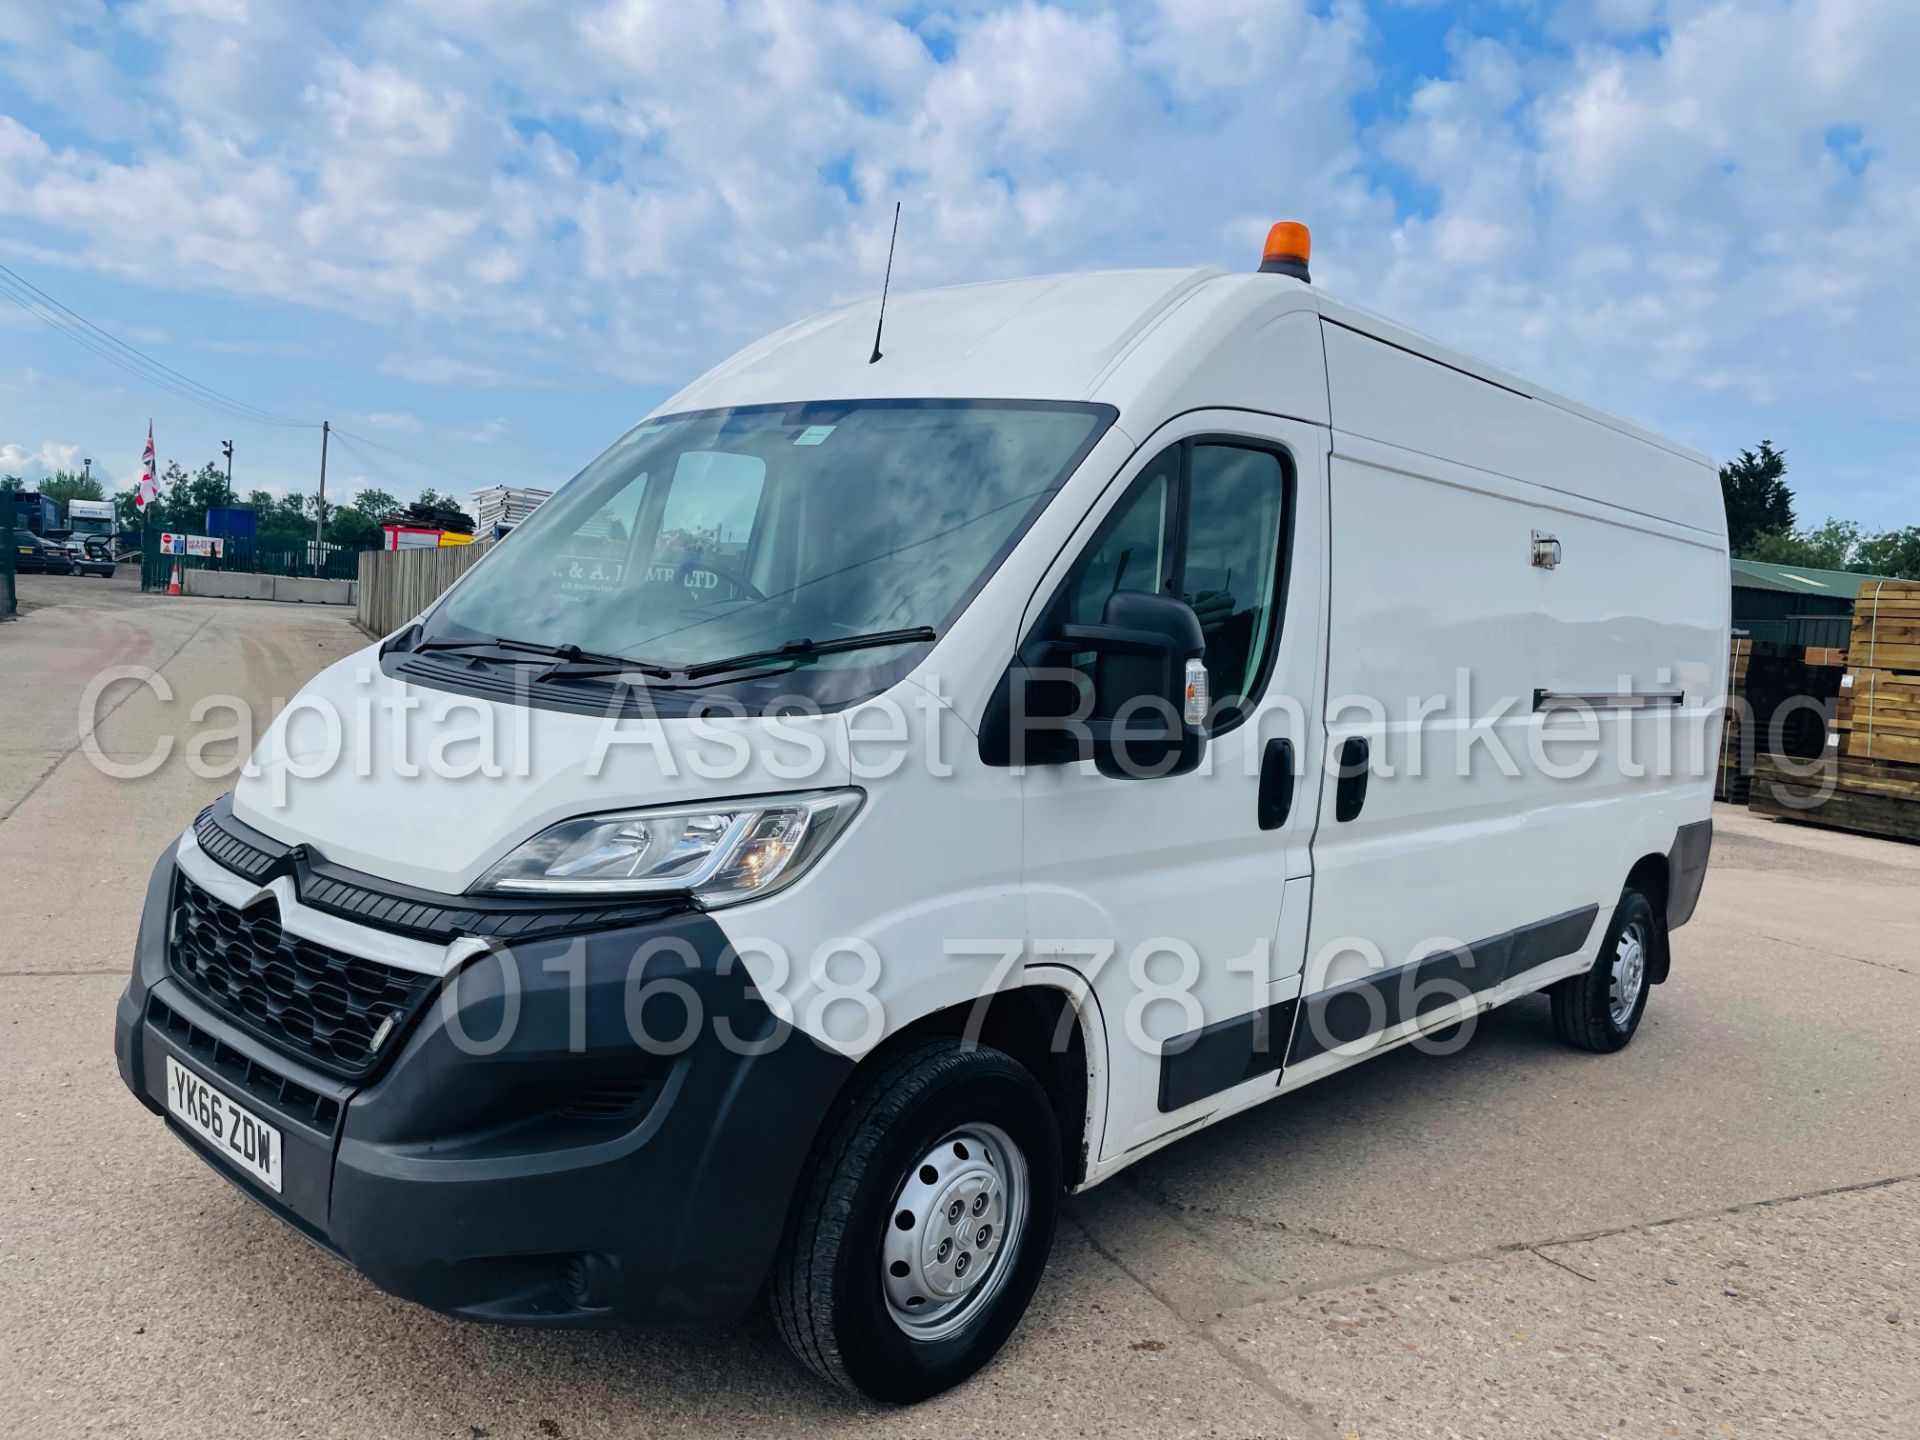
left=3, top=571, right=1916, bottom=1439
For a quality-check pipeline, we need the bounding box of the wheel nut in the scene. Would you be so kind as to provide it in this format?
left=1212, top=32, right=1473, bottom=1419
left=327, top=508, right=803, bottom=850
left=976, top=1224, right=992, bottom=1245
left=972, top=1194, right=988, bottom=1216
left=937, top=1238, right=951, bottom=1261
left=954, top=1252, right=971, bottom=1275
left=948, top=1200, right=964, bottom=1222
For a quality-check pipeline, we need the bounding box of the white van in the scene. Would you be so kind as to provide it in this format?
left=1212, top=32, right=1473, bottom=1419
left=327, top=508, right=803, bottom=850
left=116, top=224, right=1727, bottom=1402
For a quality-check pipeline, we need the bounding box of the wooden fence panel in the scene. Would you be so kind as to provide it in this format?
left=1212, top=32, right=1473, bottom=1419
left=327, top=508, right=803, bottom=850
left=356, top=541, right=493, bottom=637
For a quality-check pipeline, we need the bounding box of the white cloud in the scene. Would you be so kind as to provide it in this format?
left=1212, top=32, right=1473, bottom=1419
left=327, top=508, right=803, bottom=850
left=1, top=0, right=1918, bottom=518
left=1353, top=0, right=1920, bottom=449
left=460, top=416, right=512, bottom=443
left=0, top=1, right=1380, bottom=383
left=1, top=438, right=86, bottom=482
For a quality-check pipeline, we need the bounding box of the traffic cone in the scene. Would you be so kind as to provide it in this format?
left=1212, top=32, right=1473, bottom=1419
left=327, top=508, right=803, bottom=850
left=167, top=562, right=182, bottom=596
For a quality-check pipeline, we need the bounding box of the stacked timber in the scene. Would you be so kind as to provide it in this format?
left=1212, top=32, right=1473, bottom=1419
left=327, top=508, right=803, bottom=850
left=1836, top=580, right=1920, bottom=766
left=1750, top=750, right=1920, bottom=843
left=1716, top=636, right=1752, bottom=802
left=1751, top=580, right=1920, bottom=843
left=1717, top=636, right=1837, bottom=803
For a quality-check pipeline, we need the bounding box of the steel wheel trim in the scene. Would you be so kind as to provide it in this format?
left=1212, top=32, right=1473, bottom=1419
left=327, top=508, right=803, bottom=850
left=880, top=1122, right=1029, bottom=1341
left=1609, top=920, right=1647, bottom=1027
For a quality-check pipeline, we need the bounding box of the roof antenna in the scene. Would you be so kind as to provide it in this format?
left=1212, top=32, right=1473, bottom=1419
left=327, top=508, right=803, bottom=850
left=869, top=201, right=901, bottom=365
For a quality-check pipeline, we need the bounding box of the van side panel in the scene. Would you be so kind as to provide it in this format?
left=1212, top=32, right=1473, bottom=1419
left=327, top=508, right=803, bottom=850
left=1301, top=323, right=1725, bottom=1056
left=1319, top=322, right=1722, bottom=537
left=1306, top=443, right=1555, bottom=1000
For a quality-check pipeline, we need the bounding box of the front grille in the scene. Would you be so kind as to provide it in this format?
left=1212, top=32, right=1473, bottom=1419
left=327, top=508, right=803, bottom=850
left=166, top=873, right=439, bottom=1078
left=148, top=994, right=342, bottom=1130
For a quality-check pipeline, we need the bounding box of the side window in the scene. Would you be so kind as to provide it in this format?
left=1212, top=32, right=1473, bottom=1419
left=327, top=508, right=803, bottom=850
left=648, top=450, right=767, bottom=594
left=552, top=469, right=648, bottom=604
left=1057, top=445, right=1178, bottom=628
left=1046, top=438, right=1290, bottom=730
left=657, top=451, right=766, bottom=563
left=1183, top=444, right=1289, bottom=717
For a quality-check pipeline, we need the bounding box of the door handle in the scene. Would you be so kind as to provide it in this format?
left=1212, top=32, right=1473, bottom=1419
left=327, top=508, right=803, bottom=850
left=1334, top=737, right=1370, bottom=822
left=1258, top=738, right=1295, bottom=830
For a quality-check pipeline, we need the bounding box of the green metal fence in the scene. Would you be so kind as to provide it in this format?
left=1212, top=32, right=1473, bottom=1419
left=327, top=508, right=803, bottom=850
left=1, top=479, right=16, bottom=620
left=140, top=531, right=367, bottom=591
left=1734, top=615, right=1854, bottom=650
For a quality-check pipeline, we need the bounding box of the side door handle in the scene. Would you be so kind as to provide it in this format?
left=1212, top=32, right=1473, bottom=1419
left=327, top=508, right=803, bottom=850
left=1334, top=737, right=1370, bottom=822
left=1257, top=738, right=1295, bottom=831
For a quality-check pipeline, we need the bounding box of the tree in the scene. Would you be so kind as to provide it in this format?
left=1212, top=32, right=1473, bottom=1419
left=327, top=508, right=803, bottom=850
left=329, top=507, right=380, bottom=550
left=1855, top=526, right=1920, bottom=582
left=112, top=460, right=187, bottom=534
left=179, top=461, right=230, bottom=526
left=40, top=470, right=104, bottom=505
left=112, top=487, right=152, bottom=532
left=352, top=488, right=399, bottom=521
left=1720, top=441, right=1795, bottom=555
left=1745, top=518, right=1860, bottom=571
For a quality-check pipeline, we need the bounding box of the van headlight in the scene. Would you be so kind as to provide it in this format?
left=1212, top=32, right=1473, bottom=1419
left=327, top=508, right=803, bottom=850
left=474, top=789, right=862, bottom=905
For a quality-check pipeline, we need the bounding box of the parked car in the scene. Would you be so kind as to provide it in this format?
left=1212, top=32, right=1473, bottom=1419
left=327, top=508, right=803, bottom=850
left=115, top=222, right=1727, bottom=1403
left=13, top=532, right=74, bottom=575
left=72, top=538, right=116, bottom=579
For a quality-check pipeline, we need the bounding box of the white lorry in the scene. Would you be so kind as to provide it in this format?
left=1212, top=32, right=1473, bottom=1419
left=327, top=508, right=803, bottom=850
left=64, top=496, right=116, bottom=543
left=117, top=222, right=1727, bottom=1402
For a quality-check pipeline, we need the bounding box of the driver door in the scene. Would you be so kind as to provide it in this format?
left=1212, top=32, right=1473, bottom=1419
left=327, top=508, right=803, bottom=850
left=1020, top=412, right=1328, bottom=1159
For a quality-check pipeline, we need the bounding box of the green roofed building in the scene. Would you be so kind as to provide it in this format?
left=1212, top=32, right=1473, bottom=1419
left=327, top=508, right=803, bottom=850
left=1730, top=558, right=1906, bottom=648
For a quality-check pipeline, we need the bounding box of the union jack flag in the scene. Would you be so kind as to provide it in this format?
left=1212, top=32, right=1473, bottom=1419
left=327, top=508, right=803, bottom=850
left=135, top=422, right=157, bottom=510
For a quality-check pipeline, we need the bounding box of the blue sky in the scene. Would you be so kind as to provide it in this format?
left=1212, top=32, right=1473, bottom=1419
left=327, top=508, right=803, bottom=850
left=3, top=0, right=1918, bottom=534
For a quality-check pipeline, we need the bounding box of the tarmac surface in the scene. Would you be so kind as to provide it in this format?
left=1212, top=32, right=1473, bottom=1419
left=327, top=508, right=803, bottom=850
left=3, top=571, right=1916, bottom=1438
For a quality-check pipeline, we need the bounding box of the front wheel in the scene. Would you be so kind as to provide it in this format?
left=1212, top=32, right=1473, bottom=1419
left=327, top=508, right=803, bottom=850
left=770, top=1038, right=1061, bottom=1403
left=1551, top=887, right=1657, bottom=1052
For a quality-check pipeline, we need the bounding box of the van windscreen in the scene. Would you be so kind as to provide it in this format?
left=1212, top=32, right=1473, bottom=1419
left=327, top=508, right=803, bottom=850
left=422, top=399, right=1113, bottom=699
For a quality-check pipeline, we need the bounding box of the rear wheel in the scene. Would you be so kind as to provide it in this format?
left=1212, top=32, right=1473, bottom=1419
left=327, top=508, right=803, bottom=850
left=770, top=1038, right=1061, bottom=1403
left=1551, top=887, right=1657, bottom=1052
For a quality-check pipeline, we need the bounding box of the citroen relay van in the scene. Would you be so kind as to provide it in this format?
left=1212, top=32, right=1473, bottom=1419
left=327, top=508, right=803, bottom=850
left=116, top=224, right=1726, bottom=1402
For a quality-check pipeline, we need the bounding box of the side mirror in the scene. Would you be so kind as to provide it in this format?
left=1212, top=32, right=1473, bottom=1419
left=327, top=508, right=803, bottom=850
left=979, top=590, right=1209, bottom=779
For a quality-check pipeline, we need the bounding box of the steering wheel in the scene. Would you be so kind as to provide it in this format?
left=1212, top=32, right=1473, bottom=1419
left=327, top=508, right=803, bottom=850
left=676, top=554, right=767, bottom=603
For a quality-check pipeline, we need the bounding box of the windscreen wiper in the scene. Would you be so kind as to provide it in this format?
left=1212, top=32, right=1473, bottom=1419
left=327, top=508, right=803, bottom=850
left=680, top=626, right=937, bottom=681
left=534, top=653, right=677, bottom=683
left=407, top=633, right=674, bottom=680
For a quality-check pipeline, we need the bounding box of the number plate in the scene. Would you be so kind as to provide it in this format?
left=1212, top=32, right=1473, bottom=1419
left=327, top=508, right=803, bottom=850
left=165, top=1056, right=283, bottom=1193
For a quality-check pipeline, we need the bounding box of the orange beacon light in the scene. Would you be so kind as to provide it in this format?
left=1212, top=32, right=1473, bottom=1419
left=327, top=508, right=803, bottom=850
left=1259, top=221, right=1311, bottom=282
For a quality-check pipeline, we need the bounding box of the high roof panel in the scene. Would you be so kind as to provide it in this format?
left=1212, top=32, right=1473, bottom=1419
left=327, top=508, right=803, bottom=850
left=657, top=268, right=1225, bottom=413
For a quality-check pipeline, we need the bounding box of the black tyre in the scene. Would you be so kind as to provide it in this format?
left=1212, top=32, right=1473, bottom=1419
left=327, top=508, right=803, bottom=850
left=1551, top=887, right=1657, bottom=1052
left=770, top=1037, right=1061, bottom=1403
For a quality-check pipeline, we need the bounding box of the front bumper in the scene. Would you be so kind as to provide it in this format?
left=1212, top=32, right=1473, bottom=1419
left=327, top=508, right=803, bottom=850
left=115, top=841, right=853, bottom=1327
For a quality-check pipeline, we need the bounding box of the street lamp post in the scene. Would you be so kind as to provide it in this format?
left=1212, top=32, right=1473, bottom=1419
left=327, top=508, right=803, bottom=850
left=220, top=441, right=233, bottom=508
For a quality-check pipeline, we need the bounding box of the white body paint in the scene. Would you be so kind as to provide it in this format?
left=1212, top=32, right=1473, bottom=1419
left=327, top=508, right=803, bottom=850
left=227, top=266, right=1727, bottom=1189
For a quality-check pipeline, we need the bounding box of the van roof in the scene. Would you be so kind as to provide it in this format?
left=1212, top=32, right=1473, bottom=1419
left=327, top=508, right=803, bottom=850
left=656, top=266, right=1712, bottom=470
